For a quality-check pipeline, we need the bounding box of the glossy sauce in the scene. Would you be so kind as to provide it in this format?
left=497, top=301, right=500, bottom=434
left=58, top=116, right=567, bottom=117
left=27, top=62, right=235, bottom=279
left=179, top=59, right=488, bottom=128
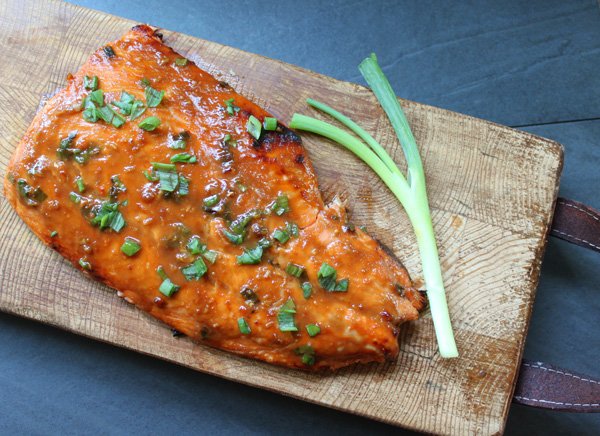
left=5, top=25, right=425, bottom=370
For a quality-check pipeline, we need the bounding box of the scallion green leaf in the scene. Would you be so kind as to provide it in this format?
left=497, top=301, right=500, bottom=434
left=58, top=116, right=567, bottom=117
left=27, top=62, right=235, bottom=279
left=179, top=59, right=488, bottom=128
left=224, top=98, right=239, bottom=115
left=145, top=86, right=165, bottom=107
left=139, top=116, right=161, bottom=131
left=246, top=115, right=262, bottom=140
left=263, top=117, right=277, bottom=131
left=83, top=75, right=98, bottom=91
left=75, top=176, right=85, bottom=193
left=170, top=152, right=196, bottom=164
left=301, top=282, right=312, bottom=299
left=186, top=236, right=205, bottom=255
left=222, top=229, right=244, bottom=245
left=306, top=324, right=320, bottom=337
left=202, top=250, right=218, bottom=264
left=159, top=278, right=180, bottom=297
left=175, top=58, right=188, bottom=66
left=237, top=317, right=251, bottom=334
left=181, top=258, right=208, bottom=280
left=270, top=194, right=289, bottom=216
left=79, top=257, right=91, bottom=270
left=277, top=298, right=298, bottom=332
left=272, top=228, right=290, bottom=244
left=317, top=262, right=337, bottom=290
left=121, top=237, right=141, bottom=256
left=203, top=194, right=219, bottom=208
left=294, top=345, right=315, bottom=366
left=236, top=246, right=263, bottom=265
left=50, top=230, right=58, bottom=238
left=285, top=263, right=305, bottom=278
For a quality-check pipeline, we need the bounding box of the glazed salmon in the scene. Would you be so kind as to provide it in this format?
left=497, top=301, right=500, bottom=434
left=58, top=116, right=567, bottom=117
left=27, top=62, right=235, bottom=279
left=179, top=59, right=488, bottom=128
left=4, top=25, right=425, bottom=370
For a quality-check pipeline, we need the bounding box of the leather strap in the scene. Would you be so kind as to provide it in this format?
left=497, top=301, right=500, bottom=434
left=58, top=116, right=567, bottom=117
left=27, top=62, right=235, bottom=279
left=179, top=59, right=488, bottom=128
left=511, top=197, right=600, bottom=412
left=513, top=360, right=600, bottom=412
left=550, top=197, right=600, bottom=252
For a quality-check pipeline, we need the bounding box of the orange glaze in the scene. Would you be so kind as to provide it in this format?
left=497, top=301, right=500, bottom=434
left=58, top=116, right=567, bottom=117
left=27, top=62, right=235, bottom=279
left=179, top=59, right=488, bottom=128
left=4, top=25, right=425, bottom=370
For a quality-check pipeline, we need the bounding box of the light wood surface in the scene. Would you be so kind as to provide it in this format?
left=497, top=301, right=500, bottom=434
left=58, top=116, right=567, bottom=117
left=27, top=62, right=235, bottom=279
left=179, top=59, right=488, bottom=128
left=0, top=1, right=563, bottom=434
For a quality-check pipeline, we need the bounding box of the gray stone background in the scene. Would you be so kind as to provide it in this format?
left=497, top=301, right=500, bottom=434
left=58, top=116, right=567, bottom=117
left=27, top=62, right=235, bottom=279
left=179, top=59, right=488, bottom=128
left=1, top=0, right=598, bottom=434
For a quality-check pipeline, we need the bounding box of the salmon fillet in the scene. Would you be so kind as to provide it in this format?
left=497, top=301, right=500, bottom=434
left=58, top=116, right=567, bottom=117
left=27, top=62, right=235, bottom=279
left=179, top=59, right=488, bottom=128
left=4, top=25, right=425, bottom=370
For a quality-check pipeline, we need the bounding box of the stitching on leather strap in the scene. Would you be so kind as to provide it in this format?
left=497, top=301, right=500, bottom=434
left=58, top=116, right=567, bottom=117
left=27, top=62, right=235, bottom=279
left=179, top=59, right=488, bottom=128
left=551, top=229, right=600, bottom=250
left=522, top=362, right=600, bottom=386
left=558, top=199, right=600, bottom=223
left=513, top=396, right=600, bottom=407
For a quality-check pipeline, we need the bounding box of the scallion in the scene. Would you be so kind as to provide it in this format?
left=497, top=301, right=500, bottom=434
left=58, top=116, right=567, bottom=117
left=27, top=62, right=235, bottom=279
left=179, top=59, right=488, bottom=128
left=145, top=86, right=165, bottom=107
left=285, top=263, right=305, bottom=278
left=181, top=258, right=208, bottom=280
left=139, top=116, right=161, bottom=131
left=301, top=282, right=312, bottom=299
left=246, top=115, right=262, bottom=140
left=288, top=53, right=458, bottom=358
left=121, top=237, right=141, bottom=256
left=237, top=317, right=251, bottom=334
left=236, top=246, right=263, bottom=265
left=277, top=298, right=298, bottom=332
left=306, top=324, right=320, bottom=337
left=263, top=117, right=277, bottom=131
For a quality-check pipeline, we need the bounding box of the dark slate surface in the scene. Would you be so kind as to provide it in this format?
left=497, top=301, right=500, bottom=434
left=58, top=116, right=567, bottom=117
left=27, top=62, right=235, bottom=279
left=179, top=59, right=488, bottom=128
left=1, top=0, right=599, bottom=434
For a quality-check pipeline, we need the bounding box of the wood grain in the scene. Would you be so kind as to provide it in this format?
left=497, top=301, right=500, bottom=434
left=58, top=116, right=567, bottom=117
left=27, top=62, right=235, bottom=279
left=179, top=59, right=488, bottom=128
left=0, top=0, right=563, bottom=434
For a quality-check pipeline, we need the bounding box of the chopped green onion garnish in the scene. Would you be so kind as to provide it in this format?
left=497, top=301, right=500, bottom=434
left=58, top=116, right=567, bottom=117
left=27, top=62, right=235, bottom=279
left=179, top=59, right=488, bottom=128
left=270, top=194, right=289, bottom=216
left=79, top=258, right=91, bottom=270
left=222, top=229, right=243, bottom=245
left=69, top=191, right=82, bottom=204
left=316, top=263, right=348, bottom=292
left=306, top=324, right=321, bottom=337
left=178, top=175, right=189, bottom=196
left=89, top=89, right=104, bottom=106
left=186, top=236, right=205, bottom=255
left=152, top=162, right=176, bottom=171
left=294, top=345, right=315, bottom=366
left=301, top=282, right=312, bottom=299
left=272, top=228, right=290, bottom=244
left=203, top=194, right=219, bottom=208
left=129, top=101, right=146, bottom=120
left=237, top=317, right=251, bottom=335
left=170, top=152, right=196, bottom=164
left=139, top=116, right=161, bottom=131
left=224, top=98, right=239, bottom=115
left=175, top=58, right=188, bottom=66
left=145, top=86, right=165, bottom=107
left=277, top=298, right=298, bottom=332
left=83, top=75, right=98, bottom=91
left=285, top=263, right=305, bottom=278
left=288, top=53, right=458, bottom=358
left=156, top=265, right=168, bottom=280
left=50, top=230, right=58, bottom=238
left=181, top=258, right=208, bottom=280
left=202, top=250, right=218, bottom=264
left=89, top=201, right=126, bottom=232
left=75, top=176, right=85, bottom=193
left=159, top=278, right=180, bottom=297
left=121, top=237, right=141, bottom=256
left=263, top=117, right=277, bottom=131
left=236, top=246, right=263, bottom=265
left=317, top=263, right=336, bottom=290
left=246, top=115, right=262, bottom=140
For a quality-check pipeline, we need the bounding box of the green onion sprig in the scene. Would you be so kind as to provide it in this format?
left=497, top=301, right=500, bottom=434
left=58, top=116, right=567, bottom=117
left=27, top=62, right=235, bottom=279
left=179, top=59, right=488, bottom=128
left=289, top=54, right=458, bottom=358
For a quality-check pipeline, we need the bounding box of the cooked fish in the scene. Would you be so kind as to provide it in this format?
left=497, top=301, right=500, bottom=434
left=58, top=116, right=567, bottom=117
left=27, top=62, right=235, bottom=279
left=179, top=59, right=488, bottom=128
left=4, top=25, right=425, bottom=370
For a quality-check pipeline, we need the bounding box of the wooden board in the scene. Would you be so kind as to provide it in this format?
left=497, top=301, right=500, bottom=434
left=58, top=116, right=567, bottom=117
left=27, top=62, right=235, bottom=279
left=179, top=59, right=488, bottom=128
left=0, top=1, right=563, bottom=434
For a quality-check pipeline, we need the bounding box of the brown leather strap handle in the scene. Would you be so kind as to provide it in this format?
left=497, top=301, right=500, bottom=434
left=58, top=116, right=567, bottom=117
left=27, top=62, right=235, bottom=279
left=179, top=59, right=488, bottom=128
left=550, top=197, right=600, bottom=252
left=512, top=197, right=600, bottom=412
